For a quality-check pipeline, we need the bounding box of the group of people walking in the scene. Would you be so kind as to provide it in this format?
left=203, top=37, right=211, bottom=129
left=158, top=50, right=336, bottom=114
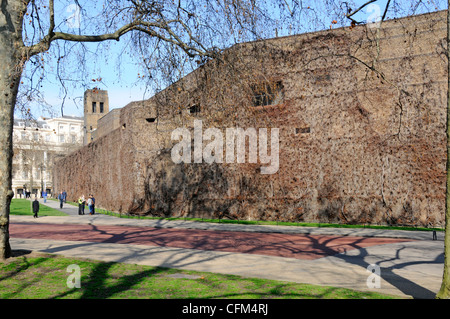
left=30, top=192, right=96, bottom=218
left=56, top=191, right=96, bottom=215
left=77, top=194, right=96, bottom=215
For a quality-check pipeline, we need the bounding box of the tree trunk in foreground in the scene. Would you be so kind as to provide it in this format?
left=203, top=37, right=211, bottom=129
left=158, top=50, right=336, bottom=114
left=436, top=2, right=450, bottom=299
left=0, top=0, right=25, bottom=260
left=0, top=69, right=18, bottom=260
left=0, top=58, right=21, bottom=260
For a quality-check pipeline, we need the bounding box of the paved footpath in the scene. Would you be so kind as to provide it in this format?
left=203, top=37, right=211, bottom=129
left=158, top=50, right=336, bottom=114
left=9, top=198, right=445, bottom=299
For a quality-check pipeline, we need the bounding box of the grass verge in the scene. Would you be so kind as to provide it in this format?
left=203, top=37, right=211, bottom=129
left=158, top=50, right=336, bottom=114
left=0, top=251, right=400, bottom=299
left=55, top=199, right=443, bottom=232
left=10, top=199, right=67, bottom=217
left=97, top=208, right=443, bottom=232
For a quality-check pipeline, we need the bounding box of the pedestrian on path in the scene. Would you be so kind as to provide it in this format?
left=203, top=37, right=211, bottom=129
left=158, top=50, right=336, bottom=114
left=58, top=191, right=64, bottom=209
left=87, top=194, right=95, bottom=215
left=78, top=195, right=85, bottom=215
left=91, top=194, right=95, bottom=214
left=32, top=197, right=39, bottom=218
left=42, top=190, right=47, bottom=203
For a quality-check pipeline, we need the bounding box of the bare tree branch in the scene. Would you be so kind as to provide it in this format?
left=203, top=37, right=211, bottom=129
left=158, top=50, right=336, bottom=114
left=345, top=0, right=378, bottom=24
left=48, top=0, right=55, bottom=37
left=24, top=17, right=217, bottom=60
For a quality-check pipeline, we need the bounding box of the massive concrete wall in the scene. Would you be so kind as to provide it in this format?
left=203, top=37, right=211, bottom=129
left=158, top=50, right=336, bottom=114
left=54, top=11, right=448, bottom=227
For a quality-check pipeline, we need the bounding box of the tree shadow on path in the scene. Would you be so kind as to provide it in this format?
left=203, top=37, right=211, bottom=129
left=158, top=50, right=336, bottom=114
left=307, top=234, right=444, bottom=299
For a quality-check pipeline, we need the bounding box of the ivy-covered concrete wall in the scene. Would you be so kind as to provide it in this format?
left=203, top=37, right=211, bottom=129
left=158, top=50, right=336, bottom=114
left=54, top=10, right=447, bottom=227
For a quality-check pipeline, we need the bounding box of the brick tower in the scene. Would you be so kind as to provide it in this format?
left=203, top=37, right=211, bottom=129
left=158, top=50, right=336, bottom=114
left=83, top=88, right=109, bottom=144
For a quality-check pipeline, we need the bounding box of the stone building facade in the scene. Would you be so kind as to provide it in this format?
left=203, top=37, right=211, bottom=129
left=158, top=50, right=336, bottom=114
left=12, top=116, right=84, bottom=198
left=54, top=11, right=448, bottom=227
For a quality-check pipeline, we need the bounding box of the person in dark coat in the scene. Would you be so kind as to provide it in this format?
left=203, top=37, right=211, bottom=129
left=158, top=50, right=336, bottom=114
left=87, top=194, right=96, bottom=215
left=32, top=198, right=40, bottom=218
left=58, top=191, right=64, bottom=209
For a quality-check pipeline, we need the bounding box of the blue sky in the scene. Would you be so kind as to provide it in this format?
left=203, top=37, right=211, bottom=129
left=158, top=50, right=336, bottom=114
left=21, top=37, right=152, bottom=118
left=19, top=0, right=154, bottom=119
left=19, top=0, right=446, bottom=119
left=33, top=49, right=151, bottom=118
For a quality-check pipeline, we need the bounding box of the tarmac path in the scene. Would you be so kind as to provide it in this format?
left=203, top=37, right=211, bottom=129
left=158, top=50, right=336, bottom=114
left=8, top=198, right=446, bottom=299
left=9, top=222, right=412, bottom=260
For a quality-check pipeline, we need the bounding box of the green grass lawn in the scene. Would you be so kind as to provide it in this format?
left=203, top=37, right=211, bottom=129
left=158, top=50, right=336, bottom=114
left=4, top=199, right=406, bottom=299
left=59, top=198, right=443, bottom=233
left=95, top=209, right=443, bottom=232
left=10, top=199, right=67, bottom=216
left=0, top=252, right=400, bottom=299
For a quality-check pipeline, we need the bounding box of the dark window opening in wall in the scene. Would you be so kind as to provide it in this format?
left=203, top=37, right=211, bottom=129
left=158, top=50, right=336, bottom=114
left=189, top=104, right=201, bottom=114
left=296, top=127, right=310, bottom=134
left=252, top=81, right=284, bottom=107
left=92, top=101, right=97, bottom=113
left=146, top=118, right=156, bottom=123
left=100, top=102, right=104, bottom=113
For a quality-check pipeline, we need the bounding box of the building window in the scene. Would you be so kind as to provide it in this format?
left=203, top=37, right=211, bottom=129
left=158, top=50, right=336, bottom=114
left=59, top=135, right=65, bottom=143
left=189, top=104, right=201, bottom=114
left=92, top=101, right=97, bottom=113
left=251, top=81, right=284, bottom=107
left=100, top=102, right=104, bottom=113
left=71, top=135, right=76, bottom=143
left=296, top=127, right=311, bottom=134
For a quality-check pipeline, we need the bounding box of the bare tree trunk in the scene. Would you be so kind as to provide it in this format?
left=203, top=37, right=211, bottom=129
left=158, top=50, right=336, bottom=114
left=0, top=0, right=25, bottom=260
left=437, top=2, right=450, bottom=299
left=0, top=58, right=22, bottom=260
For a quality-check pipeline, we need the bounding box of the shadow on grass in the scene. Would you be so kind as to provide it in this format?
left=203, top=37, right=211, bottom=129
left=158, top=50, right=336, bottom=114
left=54, top=262, right=167, bottom=299
left=0, top=250, right=58, bottom=298
left=6, top=222, right=442, bottom=299
left=0, top=248, right=399, bottom=299
left=53, top=263, right=388, bottom=300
